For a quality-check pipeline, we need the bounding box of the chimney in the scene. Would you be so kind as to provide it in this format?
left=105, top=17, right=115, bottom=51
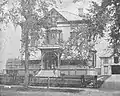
left=78, top=8, right=84, bottom=17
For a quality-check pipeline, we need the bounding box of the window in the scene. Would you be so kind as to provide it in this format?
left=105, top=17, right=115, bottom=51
left=104, top=66, right=108, bottom=74
left=114, top=56, right=119, bottom=63
left=103, top=58, right=109, bottom=64
left=60, top=32, right=63, bottom=41
left=51, top=17, right=57, bottom=27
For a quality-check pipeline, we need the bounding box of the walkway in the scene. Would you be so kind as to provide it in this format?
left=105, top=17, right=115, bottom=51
left=100, top=75, right=120, bottom=90
left=35, top=70, right=60, bottom=77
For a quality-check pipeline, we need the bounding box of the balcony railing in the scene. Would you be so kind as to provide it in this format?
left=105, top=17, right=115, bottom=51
left=38, top=44, right=63, bottom=49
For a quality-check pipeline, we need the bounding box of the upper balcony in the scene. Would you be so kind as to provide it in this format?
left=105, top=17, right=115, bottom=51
left=38, top=44, right=63, bottom=50
left=38, top=28, right=63, bottom=50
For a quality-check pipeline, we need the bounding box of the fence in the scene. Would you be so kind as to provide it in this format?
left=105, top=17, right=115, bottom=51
left=0, top=75, right=24, bottom=85
left=60, top=69, right=87, bottom=76
left=0, top=74, right=98, bottom=88
left=59, top=68, right=98, bottom=76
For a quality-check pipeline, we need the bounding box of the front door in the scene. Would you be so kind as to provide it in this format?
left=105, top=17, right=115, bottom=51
left=43, top=52, right=58, bottom=70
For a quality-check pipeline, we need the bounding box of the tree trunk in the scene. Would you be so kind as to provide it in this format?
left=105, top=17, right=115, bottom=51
left=24, top=28, right=29, bottom=88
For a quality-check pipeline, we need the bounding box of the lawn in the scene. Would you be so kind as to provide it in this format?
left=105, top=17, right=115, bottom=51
left=0, top=86, right=120, bottom=96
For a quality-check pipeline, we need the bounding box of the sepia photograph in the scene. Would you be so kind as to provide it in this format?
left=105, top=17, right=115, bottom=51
left=0, top=0, right=120, bottom=96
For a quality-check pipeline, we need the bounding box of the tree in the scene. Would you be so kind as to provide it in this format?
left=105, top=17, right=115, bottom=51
left=0, top=0, right=8, bottom=51
left=62, top=1, right=109, bottom=66
left=0, top=0, right=57, bottom=88
left=101, top=0, right=120, bottom=56
left=0, top=0, right=8, bottom=24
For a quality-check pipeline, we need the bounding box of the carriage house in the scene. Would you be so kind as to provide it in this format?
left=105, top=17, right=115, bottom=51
left=100, top=50, right=120, bottom=75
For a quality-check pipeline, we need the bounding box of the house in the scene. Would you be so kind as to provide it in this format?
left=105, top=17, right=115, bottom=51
left=36, top=8, right=96, bottom=68
left=100, top=49, right=120, bottom=75
left=6, top=8, right=97, bottom=76
left=5, top=58, right=94, bottom=76
left=35, top=8, right=98, bottom=76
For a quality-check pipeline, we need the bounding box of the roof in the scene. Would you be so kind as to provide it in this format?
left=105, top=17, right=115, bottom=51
left=6, top=58, right=20, bottom=65
left=58, top=11, right=83, bottom=21
left=38, top=45, right=62, bottom=50
left=99, top=49, right=113, bottom=58
left=49, top=8, right=84, bottom=21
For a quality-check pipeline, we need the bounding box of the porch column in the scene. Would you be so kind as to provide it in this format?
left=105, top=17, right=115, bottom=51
left=40, top=52, right=44, bottom=69
left=93, top=53, right=96, bottom=67
left=57, top=53, right=61, bottom=69
left=109, top=65, right=112, bottom=75
left=59, top=32, right=60, bottom=44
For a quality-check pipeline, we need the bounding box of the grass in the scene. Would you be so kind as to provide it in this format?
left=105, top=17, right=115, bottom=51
left=4, top=86, right=83, bottom=93
left=0, top=86, right=120, bottom=96
left=0, top=75, right=119, bottom=96
left=0, top=87, right=83, bottom=96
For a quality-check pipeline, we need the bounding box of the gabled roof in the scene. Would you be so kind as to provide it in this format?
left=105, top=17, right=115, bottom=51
left=49, top=8, right=68, bottom=22
left=58, top=11, right=83, bottom=21
left=49, top=8, right=83, bottom=22
left=99, top=49, right=113, bottom=58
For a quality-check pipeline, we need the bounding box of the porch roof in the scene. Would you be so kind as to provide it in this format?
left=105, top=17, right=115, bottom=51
left=38, top=45, right=62, bottom=49
left=99, top=49, right=113, bottom=58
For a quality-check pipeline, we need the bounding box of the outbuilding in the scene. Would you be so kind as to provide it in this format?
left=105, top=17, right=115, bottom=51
left=100, top=50, right=120, bottom=75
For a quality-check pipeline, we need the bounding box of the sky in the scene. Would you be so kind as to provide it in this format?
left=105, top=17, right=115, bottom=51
left=0, top=23, right=21, bottom=70
left=0, top=0, right=107, bottom=70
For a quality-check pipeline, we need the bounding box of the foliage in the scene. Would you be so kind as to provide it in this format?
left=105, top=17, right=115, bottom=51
left=0, top=0, right=57, bottom=87
left=72, top=0, right=84, bottom=3
left=101, top=0, right=120, bottom=55
left=62, top=24, right=93, bottom=61
left=0, top=0, right=8, bottom=24
left=0, top=0, right=9, bottom=54
left=62, top=1, right=109, bottom=65
left=72, top=0, right=120, bottom=56
left=87, top=1, right=110, bottom=40
left=8, top=0, right=55, bottom=52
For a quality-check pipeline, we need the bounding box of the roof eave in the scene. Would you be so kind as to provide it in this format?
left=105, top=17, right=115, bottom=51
left=57, top=19, right=89, bottom=24
left=49, top=8, right=68, bottom=22
left=99, top=56, right=111, bottom=58
left=99, top=54, right=113, bottom=58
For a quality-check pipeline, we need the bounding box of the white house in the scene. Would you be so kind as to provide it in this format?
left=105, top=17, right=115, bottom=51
left=5, top=8, right=98, bottom=76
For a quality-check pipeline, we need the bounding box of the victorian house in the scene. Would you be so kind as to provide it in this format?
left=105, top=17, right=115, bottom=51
left=6, top=8, right=97, bottom=76
left=34, top=8, right=97, bottom=76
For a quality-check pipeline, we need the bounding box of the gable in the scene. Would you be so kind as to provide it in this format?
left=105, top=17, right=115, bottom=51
left=49, top=8, right=68, bottom=23
left=58, top=11, right=83, bottom=21
left=99, top=49, right=113, bottom=58
left=49, top=8, right=84, bottom=22
left=41, top=8, right=87, bottom=27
